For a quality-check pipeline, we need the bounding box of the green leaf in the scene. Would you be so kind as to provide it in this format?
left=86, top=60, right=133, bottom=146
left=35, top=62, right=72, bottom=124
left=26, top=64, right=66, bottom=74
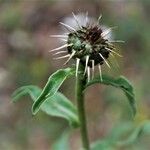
left=92, top=121, right=150, bottom=150
left=117, top=121, right=150, bottom=146
left=12, top=85, right=79, bottom=128
left=108, top=122, right=133, bottom=141
left=32, top=68, right=75, bottom=115
left=42, top=92, right=79, bottom=128
left=85, top=75, right=136, bottom=116
left=52, top=130, right=71, bottom=150
left=12, top=85, right=41, bottom=102
left=91, top=140, right=115, bottom=150
left=91, top=123, right=131, bottom=150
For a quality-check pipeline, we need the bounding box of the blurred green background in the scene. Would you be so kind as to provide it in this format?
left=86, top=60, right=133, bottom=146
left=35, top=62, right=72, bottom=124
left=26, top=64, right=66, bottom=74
left=0, top=0, right=150, bottom=150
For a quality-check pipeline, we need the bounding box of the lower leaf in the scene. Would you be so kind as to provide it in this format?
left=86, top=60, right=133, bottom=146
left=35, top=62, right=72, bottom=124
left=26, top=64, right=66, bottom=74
left=51, top=130, right=71, bottom=150
left=12, top=85, right=79, bottom=128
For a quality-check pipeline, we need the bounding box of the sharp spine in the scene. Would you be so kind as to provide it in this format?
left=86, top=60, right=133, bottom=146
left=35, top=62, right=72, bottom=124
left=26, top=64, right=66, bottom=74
left=50, top=35, right=68, bottom=38
left=110, top=53, right=119, bottom=68
left=72, top=12, right=81, bottom=28
left=84, top=55, right=89, bottom=75
left=98, top=64, right=103, bottom=82
left=60, top=38, right=67, bottom=42
left=59, top=22, right=76, bottom=32
left=87, top=67, right=90, bottom=82
left=101, top=29, right=111, bottom=37
left=105, top=47, right=122, bottom=57
left=49, top=44, right=72, bottom=52
left=99, top=53, right=111, bottom=68
left=101, top=26, right=117, bottom=37
left=64, top=50, right=76, bottom=65
left=109, top=40, right=125, bottom=43
left=92, top=60, right=95, bottom=79
left=76, top=58, right=80, bottom=77
left=53, top=51, right=67, bottom=56
left=85, top=11, right=88, bottom=25
left=97, top=14, right=102, bottom=24
left=63, top=33, right=69, bottom=35
left=53, top=54, right=70, bottom=60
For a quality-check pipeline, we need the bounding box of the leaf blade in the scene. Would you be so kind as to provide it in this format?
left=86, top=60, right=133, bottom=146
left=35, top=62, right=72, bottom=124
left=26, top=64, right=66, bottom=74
left=91, top=121, right=150, bottom=150
left=12, top=85, right=79, bottom=128
left=12, top=85, right=42, bottom=102
left=32, top=68, right=75, bottom=115
left=86, top=75, right=136, bottom=116
left=41, top=92, right=79, bottom=128
left=52, top=130, right=71, bottom=150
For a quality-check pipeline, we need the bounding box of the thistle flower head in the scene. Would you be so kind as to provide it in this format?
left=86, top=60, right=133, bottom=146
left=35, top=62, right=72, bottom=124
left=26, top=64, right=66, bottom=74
left=50, top=12, right=123, bottom=81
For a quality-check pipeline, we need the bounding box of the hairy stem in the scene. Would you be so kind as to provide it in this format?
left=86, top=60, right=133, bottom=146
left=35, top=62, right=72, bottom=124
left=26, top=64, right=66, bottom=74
left=75, top=65, right=90, bottom=150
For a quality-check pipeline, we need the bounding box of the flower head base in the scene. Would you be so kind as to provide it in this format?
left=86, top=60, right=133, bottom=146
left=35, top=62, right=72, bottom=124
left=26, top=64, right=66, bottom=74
left=50, top=13, right=123, bottom=81
left=67, top=26, right=112, bottom=67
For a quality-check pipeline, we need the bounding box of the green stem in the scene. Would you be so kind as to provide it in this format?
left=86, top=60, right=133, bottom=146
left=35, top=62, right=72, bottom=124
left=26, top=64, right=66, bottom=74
left=75, top=65, right=90, bottom=150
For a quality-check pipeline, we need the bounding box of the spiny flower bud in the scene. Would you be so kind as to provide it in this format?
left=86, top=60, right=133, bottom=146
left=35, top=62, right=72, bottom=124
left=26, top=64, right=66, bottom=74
left=50, top=12, right=123, bottom=82
left=67, top=26, right=111, bottom=67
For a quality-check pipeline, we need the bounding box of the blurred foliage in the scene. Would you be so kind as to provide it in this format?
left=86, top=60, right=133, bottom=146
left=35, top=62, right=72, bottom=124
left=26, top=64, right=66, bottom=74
left=0, top=0, right=150, bottom=150
left=0, top=4, right=21, bottom=31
